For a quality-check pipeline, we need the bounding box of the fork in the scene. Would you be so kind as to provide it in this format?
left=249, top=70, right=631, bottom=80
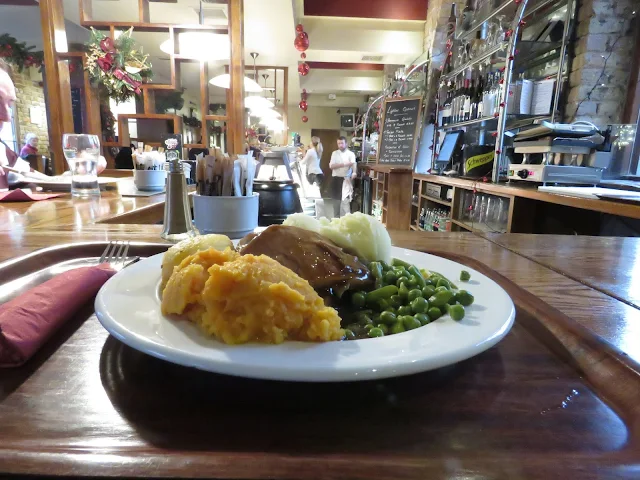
left=98, top=241, right=139, bottom=271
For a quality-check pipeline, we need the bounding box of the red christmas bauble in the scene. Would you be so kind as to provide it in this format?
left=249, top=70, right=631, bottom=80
left=294, top=32, right=309, bottom=52
left=296, top=24, right=304, bottom=33
left=299, top=100, right=308, bottom=112
left=300, top=52, right=306, bottom=59
left=302, top=116, right=308, bottom=123
left=302, top=89, right=307, bottom=94
left=298, top=62, right=310, bottom=76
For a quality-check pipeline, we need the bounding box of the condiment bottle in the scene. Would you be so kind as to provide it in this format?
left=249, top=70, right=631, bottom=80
left=161, top=160, right=198, bottom=242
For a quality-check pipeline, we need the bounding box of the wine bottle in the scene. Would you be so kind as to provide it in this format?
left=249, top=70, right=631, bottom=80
left=463, top=72, right=472, bottom=121
left=462, top=0, right=475, bottom=31
left=447, top=4, right=457, bottom=38
left=443, top=82, right=452, bottom=125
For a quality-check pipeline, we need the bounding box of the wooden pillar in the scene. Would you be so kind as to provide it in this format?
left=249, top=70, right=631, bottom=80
left=40, top=0, right=74, bottom=174
left=228, top=0, right=245, bottom=155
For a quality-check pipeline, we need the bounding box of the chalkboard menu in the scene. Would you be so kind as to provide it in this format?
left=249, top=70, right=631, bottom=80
left=377, top=96, right=422, bottom=167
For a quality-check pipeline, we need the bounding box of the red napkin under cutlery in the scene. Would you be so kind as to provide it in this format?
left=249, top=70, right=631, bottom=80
left=0, top=189, right=63, bottom=202
left=0, top=264, right=115, bottom=367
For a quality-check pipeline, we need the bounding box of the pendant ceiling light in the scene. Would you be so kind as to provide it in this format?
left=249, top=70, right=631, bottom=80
left=160, top=32, right=230, bottom=61
left=245, top=53, right=273, bottom=109
left=209, top=74, right=262, bottom=92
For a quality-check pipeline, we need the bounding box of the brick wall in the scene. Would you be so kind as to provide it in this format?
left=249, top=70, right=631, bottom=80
left=565, top=0, right=637, bottom=125
left=11, top=68, right=50, bottom=156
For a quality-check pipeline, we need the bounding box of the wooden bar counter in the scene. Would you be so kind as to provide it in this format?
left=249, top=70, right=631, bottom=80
left=0, top=178, right=190, bottom=230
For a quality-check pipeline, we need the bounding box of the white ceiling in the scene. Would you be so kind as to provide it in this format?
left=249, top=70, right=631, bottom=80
left=5, top=0, right=426, bottom=109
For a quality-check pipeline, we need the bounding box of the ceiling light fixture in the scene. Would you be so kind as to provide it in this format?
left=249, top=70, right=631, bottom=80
left=160, top=32, right=230, bottom=61
left=245, top=53, right=272, bottom=108
left=209, top=74, right=262, bottom=92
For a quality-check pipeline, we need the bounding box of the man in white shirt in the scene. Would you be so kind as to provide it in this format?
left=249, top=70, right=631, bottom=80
left=329, top=136, right=357, bottom=217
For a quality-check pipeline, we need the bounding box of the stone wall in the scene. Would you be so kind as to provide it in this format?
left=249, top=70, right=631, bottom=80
left=564, top=0, right=637, bottom=125
left=11, top=67, right=50, bottom=156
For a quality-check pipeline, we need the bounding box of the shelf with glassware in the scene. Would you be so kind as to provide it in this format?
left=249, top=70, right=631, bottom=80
left=409, top=175, right=542, bottom=234
left=432, top=0, right=575, bottom=183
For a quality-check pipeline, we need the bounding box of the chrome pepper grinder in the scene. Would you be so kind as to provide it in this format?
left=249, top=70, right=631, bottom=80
left=161, top=160, right=198, bottom=242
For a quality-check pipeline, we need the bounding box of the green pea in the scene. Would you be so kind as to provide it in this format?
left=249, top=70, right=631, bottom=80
left=379, top=261, right=391, bottom=272
left=354, top=310, right=373, bottom=321
left=436, top=278, right=451, bottom=289
left=414, top=313, right=430, bottom=326
left=383, top=271, right=398, bottom=285
left=390, top=294, right=403, bottom=308
left=376, top=324, right=389, bottom=335
left=442, top=304, right=451, bottom=314
left=455, top=290, right=474, bottom=306
left=407, top=266, right=427, bottom=288
left=377, top=299, right=391, bottom=312
left=344, top=329, right=356, bottom=340
left=398, top=282, right=410, bottom=300
left=423, top=278, right=434, bottom=286
left=365, top=285, right=399, bottom=304
left=408, top=276, right=419, bottom=288
left=364, top=323, right=375, bottom=331
left=368, top=327, right=384, bottom=338
left=391, top=258, right=412, bottom=269
left=460, top=270, right=471, bottom=282
left=390, top=321, right=405, bottom=334
left=410, top=296, right=429, bottom=314
left=351, top=292, right=366, bottom=308
left=435, top=285, right=449, bottom=293
left=449, top=304, right=465, bottom=321
left=396, top=276, right=409, bottom=288
left=407, top=288, right=423, bottom=302
left=397, top=305, right=413, bottom=316
left=402, top=315, right=421, bottom=330
left=358, top=315, right=373, bottom=326
left=427, top=307, right=442, bottom=320
left=429, top=290, right=454, bottom=307
left=379, top=311, right=398, bottom=326
left=448, top=296, right=458, bottom=305
left=384, top=306, right=397, bottom=315
left=422, top=285, right=436, bottom=297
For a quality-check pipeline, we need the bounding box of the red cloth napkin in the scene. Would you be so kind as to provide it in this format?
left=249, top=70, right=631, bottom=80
left=0, top=189, right=63, bottom=202
left=0, top=264, right=115, bottom=367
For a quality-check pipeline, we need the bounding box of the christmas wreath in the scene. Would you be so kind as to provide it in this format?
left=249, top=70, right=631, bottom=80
left=0, top=34, right=44, bottom=72
left=85, top=28, right=152, bottom=103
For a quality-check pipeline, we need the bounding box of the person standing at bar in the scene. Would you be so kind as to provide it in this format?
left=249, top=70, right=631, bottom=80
left=329, top=136, right=356, bottom=217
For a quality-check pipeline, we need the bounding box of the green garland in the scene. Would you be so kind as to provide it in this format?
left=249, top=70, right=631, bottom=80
left=0, top=34, right=44, bottom=72
left=85, top=27, right=152, bottom=104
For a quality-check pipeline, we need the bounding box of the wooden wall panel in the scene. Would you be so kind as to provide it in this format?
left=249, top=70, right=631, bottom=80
left=228, top=0, right=245, bottom=154
left=40, top=0, right=74, bottom=174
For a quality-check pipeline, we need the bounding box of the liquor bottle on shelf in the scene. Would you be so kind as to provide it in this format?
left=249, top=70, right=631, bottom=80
left=442, top=82, right=452, bottom=125
left=451, top=79, right=459, bottom=124
left=463, top=70, right=472, bottom=121
left=475, top=72, right=484, bottom=119
left=419, top=208, right=426, bottom=230
left=447, top=4, right=457, bottom=39
left=462, top=0, right=475, bottom=31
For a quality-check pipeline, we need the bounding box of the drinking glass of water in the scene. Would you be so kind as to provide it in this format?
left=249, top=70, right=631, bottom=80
left=62, top=134, right=101, bottom=198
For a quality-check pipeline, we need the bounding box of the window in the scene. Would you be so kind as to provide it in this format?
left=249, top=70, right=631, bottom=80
left=0, top=106, right=17, bottom=152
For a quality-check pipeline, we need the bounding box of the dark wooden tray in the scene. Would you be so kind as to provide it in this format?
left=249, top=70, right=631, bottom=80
left=0, top=243, right=638, bottom=479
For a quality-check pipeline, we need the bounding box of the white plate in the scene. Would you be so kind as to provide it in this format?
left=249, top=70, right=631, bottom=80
left=95, top=247, right=515, bottom=382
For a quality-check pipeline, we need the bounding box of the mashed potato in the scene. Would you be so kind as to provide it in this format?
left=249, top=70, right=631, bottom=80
left=161, top=248, right=343, bottom=344
left=161, top=234, right=234, bottom=289
left=284, top=212, right=391, bottom=264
